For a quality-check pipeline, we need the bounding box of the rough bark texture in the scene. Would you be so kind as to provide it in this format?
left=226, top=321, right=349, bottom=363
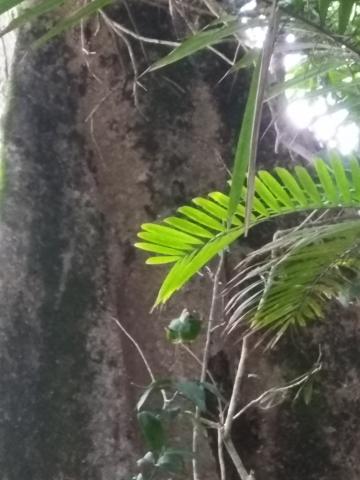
left=0, top=3, right=360, bottom=480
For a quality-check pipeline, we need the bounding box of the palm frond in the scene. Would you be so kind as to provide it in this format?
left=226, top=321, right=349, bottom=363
left=227, top=219, right=360, bottom=342
left=135, top=155, right=360, bottom=306
left=0, top=0, right=113, bottom=45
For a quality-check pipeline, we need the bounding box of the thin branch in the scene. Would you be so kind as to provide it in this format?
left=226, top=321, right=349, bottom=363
left=101, top=11, right=147, bottom=115
left=180, top=344, right=219, bottom=387
left=223, top=438, right=251, bottom=480
left=233, top=360, right=322, bottom=420
left=181, top=342, right=228, bottom=480
left=201, top=255, right=225, bottom=383
left=101, top=11, right=179, bottom=47
left=112, top=315, right=169, bottom=406
left=112, top=316, right=155, bottom=382
left=201, top=0, right=221, bottom=18
left=223, top=334, right=249, bottom=438
left=123, top=0, right=148, bottom=59
left=218, top=426, right=227, bottom=480
left=102, top=10, right=233, bottom=67
left=192, top=253, right=224, bottom=480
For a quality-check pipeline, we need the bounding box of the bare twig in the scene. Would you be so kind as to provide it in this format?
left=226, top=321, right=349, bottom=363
left=217, top=402, right=227, bottom=480
left=233, top=360, right=322, bottom=420
left=223, top=334, right=249, bottom=438
left=192, top=253, right=224, bottom=480
left=218, top=425, right=227, bottom=480
left=112, top=316, right=155, bottom=382
left=123, top=0, right=148, bottom=59
left=112, top=316, right=170, bottom=405
left=101, top=11, right=179, bottom=47
left=201, top=0, right=221, bottom=18
left=181, top=343, right=227, bottom=480
left=101, top=11, right=146, bottom=115
left=223, top=438, right=250, bottom=480
left=180, top=344, right=219, bottom=387
left=102, top=10, right=233, bottom=67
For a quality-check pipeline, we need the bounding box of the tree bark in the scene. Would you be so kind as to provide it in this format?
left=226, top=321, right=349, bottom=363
left=1, top=4, right=360, bottom=480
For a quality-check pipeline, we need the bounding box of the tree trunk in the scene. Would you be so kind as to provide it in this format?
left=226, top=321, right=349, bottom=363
left=0, top=4, right=360, bottom=480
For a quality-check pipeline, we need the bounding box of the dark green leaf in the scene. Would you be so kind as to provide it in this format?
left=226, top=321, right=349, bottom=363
left=166, top=309, right=202, bottom=343
left=156, top=450, right=186, bottom=474
left=338, top=0, right=355, bottom=34
left=137, top=411, right=166, bottom=452
left=0, top=0, right=64, bottom=38
left=0, top=0, right=24, bottom=16
left=319, top=0, right=332, bottom=24
left=176, top=380, right=206, bottom=411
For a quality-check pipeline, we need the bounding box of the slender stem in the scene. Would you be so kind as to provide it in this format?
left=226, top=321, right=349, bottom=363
left=223, top=438, right=250, bottom=480
left=112, top=316, right=169, bottom=405
left=192, top=254, right=224, bottom=480
left=223, top=335, right=249, bottom=439
left=218, top=427, right=226, bottom=480
left=233, top=361, right=322, bottom=420
left=201, top=255, right=224, bottom=384
left=112, top=316, right=155, bottom=382
left=181, top=344, right=218, bottom=387
left=201, top=0, right=221, bottom=18
left=102, top=12, right=180, bottom=47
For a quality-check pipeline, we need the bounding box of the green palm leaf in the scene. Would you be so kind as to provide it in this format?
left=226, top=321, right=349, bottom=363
left=146, top=20, right=240, bottom=72
left=0, top=0, right=113, bottom=46
left=227, top=220, right=360, bottom=340
left=319, top=0, right=333, bottom=24
left=32, top=0, right=113, bottom=48
left=0, top=0, right=24, bottom=16
left=0, top=0, right=65, bottom=38
left=338, top=0, right=355, bottom=34
left=135, top=156, right=360, bottom=306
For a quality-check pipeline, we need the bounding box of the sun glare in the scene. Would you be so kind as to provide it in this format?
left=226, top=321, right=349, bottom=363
left=240, top=0, right=257, bottom=12
left=238, top=10, right=360, bottom=157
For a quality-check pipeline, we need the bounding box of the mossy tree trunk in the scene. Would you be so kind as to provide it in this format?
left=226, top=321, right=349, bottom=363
left=1, top=3, right=360, bottom=480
